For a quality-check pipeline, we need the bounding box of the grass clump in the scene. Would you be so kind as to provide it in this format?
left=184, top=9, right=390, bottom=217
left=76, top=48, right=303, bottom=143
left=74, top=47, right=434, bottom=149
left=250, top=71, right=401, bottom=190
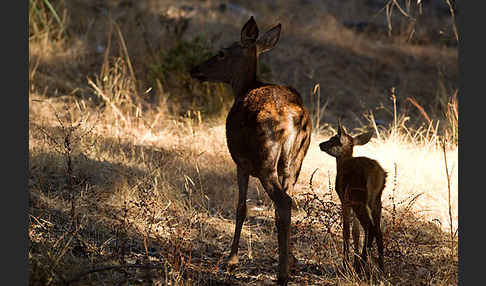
left=29, top=0, right=67, bottom=41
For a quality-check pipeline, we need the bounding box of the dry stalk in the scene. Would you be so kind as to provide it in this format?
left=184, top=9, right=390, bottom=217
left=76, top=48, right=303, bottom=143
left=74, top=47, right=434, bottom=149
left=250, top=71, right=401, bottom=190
left=368, top=111, right=382, bottom=142
left=441, top=139, right=455, bottom=257
left=309, top=168, right=319, bottom=193
left=391, top=87, right=397, bottom=131
left=407, top=97, right=431, bottom=126
left=29, top=52, right=42, bottom=88
left=101, top=16, right=114, bottom=80
left=313, top=84, right=320, bottom=131
left=384, top=0, right=417, bottom=38
left=112, top=20, right=137, bottom=88
left=390, top=162, right=398, bottom=229
left=444, top=0, right=459, bottom=42
left=390, top=0, right=414, bottom=19
left=445, top=90, right=458, bottom=145
left=87, top=77, right=129, bottom=126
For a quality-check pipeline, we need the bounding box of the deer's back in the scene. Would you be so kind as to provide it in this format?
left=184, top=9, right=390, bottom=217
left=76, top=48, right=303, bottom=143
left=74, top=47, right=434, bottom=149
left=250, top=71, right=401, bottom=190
left=341, top=157, right=387, bottom=202
left=226, top=84, right=311, bottom=176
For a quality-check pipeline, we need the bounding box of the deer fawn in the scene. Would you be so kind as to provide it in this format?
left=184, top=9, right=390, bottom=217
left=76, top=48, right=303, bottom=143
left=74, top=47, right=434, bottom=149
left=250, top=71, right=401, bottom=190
left=191, top=17, right=312, bottom=285
left=319, top=122, right=386, bottom=273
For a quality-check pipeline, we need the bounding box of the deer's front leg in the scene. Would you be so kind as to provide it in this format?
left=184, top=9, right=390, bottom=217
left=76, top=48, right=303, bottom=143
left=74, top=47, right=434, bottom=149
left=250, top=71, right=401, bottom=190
left=227, top=167, right=249, bottom=267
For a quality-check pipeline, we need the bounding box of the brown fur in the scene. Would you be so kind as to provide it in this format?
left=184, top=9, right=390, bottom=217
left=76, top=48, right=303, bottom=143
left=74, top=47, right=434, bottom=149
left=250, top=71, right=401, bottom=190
left=319, top=123, right=386, bottom=273
left=191, top=17, right=311, bottom=285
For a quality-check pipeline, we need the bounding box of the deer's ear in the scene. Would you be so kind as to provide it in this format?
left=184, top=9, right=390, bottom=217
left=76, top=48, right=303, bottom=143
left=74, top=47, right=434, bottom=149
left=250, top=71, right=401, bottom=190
left=241, top=16, right=259, bottom=46
left=256, top=23, right=281, bottom=54
left=353, top=131, right=373, bottom=146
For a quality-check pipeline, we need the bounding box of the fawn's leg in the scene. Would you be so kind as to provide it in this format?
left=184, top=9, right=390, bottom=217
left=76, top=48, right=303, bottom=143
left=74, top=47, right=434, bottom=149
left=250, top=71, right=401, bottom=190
left=342, top=204, right=352, bottom=270
left=354, top=205, right=375, bottom=272
left=351, top=213, right=361, bottom=269
left=227, top=167, right=249, bottom=267
left=373, top=200, right=384, bottom=271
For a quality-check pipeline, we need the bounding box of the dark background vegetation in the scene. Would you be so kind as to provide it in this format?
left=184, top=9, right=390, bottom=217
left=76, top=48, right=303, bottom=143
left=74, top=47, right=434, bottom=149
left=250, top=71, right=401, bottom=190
left=30, top=0, right=458, bottom=131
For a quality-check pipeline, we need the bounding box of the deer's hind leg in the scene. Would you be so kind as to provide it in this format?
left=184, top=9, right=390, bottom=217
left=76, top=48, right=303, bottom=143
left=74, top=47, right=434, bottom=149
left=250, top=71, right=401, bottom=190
left=259, top=172, right=292, bottom=285
left=278, top=151, right=301, bottom=270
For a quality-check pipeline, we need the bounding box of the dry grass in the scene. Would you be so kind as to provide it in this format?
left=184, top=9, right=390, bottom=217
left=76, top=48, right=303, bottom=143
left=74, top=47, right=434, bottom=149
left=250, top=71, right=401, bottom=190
left=29, top=0, right=458, bottom=285
left=28, top=92, right=458, bottom=285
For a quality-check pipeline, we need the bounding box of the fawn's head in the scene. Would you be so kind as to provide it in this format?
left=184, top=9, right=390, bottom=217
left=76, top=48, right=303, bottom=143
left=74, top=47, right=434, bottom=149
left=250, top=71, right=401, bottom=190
left=319, top=122, right=373, bottom=159
left=190, top=16, right=281, bottom=85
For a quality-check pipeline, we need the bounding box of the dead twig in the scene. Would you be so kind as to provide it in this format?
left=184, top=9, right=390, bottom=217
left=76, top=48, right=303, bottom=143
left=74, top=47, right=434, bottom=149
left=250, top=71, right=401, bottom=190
left=309, top=168, right=319, bottom=193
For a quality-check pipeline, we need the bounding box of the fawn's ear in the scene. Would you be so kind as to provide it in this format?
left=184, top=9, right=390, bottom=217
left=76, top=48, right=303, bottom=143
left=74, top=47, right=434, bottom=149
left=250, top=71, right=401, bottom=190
left=353, top=131, right=373, bottom=146
left=241, top=16, right=259, bottom=46
left=337, top=119, right=345, bottom=137
left=256, top=23, right=281, bottom=54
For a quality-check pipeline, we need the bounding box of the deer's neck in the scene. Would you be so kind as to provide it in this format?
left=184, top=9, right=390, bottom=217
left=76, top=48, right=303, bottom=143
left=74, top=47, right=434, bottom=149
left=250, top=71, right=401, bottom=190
left=335, top=157, right=351, bottom=198
left=335, top=157, right=352, bottom=178
left=336, top=157, right=346, bottom=171
left=230, top=58, right=258, bottom=98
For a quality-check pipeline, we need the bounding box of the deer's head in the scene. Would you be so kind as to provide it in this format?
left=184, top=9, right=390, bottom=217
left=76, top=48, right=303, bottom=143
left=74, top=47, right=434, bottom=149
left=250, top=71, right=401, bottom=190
left=190, top=16, right=281, bottom=85
left=319, top=121, right=373, bottom=159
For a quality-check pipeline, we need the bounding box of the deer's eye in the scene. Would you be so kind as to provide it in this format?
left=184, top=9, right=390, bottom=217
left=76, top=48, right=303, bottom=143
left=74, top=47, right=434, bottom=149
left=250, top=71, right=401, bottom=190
left=217, top=50, right=226, bottom=59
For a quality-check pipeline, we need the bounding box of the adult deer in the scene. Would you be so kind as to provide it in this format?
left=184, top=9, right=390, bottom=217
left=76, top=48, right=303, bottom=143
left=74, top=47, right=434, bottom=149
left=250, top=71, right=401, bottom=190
left=318, top=122, right=385, bottom=273
left=191, top=17, right=312, bottom=285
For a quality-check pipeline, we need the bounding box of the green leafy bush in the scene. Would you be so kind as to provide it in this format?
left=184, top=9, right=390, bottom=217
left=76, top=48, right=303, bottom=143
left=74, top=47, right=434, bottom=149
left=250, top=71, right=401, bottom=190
left=149, top=36, right=231, bottom=118
left=150, top=36, right=213, bottom=84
